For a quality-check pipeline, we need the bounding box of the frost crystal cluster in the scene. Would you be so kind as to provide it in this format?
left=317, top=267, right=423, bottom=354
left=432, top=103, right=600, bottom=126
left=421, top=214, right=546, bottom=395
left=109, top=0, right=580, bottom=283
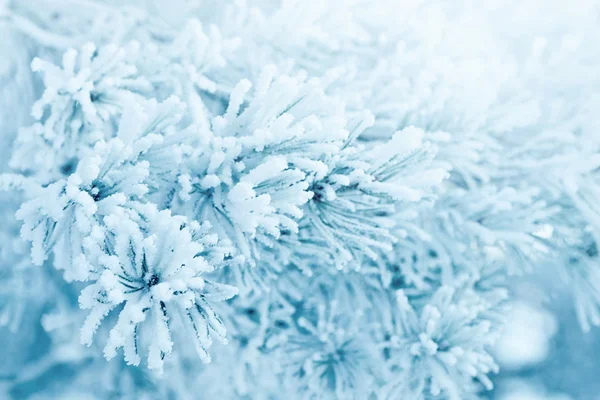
left=1, top=1, right=599, bottom=399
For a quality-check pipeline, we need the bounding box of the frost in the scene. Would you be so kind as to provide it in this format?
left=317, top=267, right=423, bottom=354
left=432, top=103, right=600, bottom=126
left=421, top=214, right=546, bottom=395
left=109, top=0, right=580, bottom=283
left=79, top=206, right=236, bottom=372
left=1, top=1, right=599, bottom=399
left=382, top=287, right=500, bottom=400
left=277, top=301, right=382, bottom=399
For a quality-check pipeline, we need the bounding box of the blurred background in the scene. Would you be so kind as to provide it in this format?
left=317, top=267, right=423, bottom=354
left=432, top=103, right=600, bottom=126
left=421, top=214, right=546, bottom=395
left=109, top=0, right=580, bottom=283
left=493, top=273, right=600, bottom=400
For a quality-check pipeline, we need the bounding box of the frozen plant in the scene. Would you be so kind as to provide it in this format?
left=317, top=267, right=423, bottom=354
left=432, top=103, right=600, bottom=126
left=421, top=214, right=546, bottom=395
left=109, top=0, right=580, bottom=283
left=0, top=1, right=599, bottom=399
left=79, top=206, right=237, bottom=372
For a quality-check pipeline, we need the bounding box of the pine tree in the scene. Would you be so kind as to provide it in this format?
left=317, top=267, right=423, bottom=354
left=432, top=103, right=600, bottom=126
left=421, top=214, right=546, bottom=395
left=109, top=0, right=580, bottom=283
left=1, top=1, right=599, bottom=399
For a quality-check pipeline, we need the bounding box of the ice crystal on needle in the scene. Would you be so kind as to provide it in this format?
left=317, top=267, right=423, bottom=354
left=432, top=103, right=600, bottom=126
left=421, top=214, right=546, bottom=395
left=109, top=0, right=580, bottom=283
left=1, top=1, right=599, bottom=399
